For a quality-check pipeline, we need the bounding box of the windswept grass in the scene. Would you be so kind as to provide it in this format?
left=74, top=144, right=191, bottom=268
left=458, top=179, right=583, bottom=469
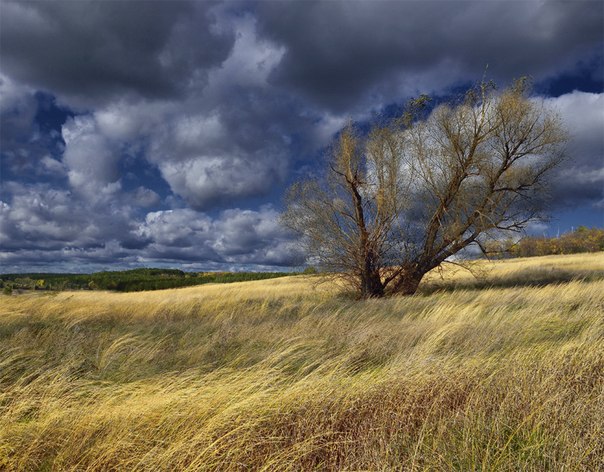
left=1, top=253, right=603, bottom=470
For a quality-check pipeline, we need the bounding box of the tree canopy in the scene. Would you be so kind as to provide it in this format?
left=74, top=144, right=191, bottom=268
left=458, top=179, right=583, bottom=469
left=283, top=80, right=568, bottom=298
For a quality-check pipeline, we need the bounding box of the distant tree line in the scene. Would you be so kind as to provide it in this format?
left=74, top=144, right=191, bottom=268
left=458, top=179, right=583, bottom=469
left=0, top=268, right=292, bottom=294
left=485, top=226, right=604, bottom=258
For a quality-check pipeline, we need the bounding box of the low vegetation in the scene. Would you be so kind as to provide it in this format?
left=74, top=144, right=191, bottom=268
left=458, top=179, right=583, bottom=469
left=487, top=226, right=604, bottom=258
left=1, top=253, right=603, bottom=470
left=0, top=268, right=291, bottom=293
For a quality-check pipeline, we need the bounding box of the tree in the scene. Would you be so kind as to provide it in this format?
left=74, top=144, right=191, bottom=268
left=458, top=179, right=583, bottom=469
left=283, top=80, right=567, bottom=298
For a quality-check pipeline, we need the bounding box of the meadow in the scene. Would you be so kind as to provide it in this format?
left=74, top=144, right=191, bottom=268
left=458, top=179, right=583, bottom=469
left=1, top=253, right=603, bottom=471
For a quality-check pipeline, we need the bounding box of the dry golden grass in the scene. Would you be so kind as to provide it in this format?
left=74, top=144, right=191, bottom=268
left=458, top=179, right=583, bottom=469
left=1, top=253, right=603, bottom=471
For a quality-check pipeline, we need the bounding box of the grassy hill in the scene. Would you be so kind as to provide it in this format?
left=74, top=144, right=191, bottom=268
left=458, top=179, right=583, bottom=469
left=1, top=253, right=603, bottom=470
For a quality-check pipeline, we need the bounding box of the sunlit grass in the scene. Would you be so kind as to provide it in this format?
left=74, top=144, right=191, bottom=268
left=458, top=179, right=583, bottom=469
left=1, top=253, right=603, bottom=470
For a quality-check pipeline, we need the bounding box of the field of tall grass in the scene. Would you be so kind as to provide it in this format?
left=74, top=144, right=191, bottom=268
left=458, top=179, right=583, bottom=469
left=1, top=253, right=603, bottom=471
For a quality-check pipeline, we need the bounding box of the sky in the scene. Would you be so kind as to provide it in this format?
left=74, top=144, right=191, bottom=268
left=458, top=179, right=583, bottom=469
left=0, top=0, right=603, bottom=273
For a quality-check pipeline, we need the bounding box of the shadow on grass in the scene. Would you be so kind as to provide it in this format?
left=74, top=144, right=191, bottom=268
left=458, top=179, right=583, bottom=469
left=419, top=268, right=604, bottom=295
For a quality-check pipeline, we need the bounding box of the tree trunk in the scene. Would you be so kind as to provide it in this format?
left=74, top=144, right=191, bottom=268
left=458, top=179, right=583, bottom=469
left=359, top=248, right=385, bottom=298
left=360, top=270, right=384, bottom=298
left=390, top=269, right=425, bottom=296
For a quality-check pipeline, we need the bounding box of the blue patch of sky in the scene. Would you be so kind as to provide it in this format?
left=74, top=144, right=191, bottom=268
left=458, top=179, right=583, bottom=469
left=33, top=92, right=73, bottom=138
left=536, top=48, right=603, bottom=97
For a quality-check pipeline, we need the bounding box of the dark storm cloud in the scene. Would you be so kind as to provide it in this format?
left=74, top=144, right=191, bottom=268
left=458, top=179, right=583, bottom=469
left=0, top=0, right=234, bottom=106
left=255, top=0, right=602, bottom=111
left=0, top=182, right=139, bottom=252
left=544, top=92, right=604, bottom=209
left=0, top=198, right=303, bottom=271
left=0, top=77, right=37, bottom=147
left=147, top=88, right=305, bottom=210
left=138, top=207, right=303, bottom=266
left=72, top=15, right=329, bottom=211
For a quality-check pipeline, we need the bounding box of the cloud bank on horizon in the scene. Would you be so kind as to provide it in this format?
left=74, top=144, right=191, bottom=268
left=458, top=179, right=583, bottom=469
left=0, top=0, right=602, bottom=272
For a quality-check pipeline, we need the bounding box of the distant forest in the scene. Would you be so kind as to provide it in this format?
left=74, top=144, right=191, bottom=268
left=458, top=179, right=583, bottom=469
left=0, top=269, right=292, bottom=293
left=487, top=227, right=604, bottom=258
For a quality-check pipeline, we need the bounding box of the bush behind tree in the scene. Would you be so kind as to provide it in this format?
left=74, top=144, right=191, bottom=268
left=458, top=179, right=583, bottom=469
left=487, top=226, right=604, bottom=258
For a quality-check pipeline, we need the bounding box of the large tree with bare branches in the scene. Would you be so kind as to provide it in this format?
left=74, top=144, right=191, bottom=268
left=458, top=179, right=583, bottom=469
left=283, top=80, right=567, bottom=298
